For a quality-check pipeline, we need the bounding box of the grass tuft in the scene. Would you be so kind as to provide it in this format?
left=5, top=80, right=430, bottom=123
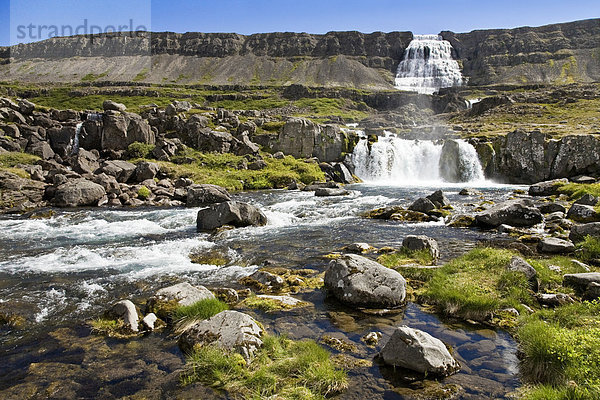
left=181, top=334, right=348, bottom=399
left=172, top=298, right=229, bottom=333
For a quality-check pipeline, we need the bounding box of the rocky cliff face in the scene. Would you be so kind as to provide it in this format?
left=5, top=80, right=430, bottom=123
left=442, top=19, right=600, bottom=85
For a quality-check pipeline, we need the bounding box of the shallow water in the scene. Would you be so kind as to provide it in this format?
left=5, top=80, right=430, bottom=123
left=0, top=183, right=525, bottom=399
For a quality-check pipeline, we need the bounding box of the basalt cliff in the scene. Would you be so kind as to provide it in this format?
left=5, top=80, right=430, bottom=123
left=1, top=18, right=598, bottom=88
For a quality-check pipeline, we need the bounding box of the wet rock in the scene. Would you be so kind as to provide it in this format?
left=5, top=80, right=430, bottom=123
left=134, top=161, right=160, bottom=182
left=569, top=222, right=600, bottom=242
left=537, top=237, right=575, bottom=254
left=332, top=163, right=355, bottom=184
left=571, top=176, right=597, bottom=184
left=426, top=190, right=450, bottom=208
left=538, top=202, right=566, bottom=214
left=409, top=197, right=436, bottom=213
left=459, top=188, right=483, bottom=196
left=314, top=187, right=349, bottom=197
left=178, top=310, right=263, bottom=360
left=107, top=300, right=139, bottom=332
left=506, top=256, right=539, bottom=291
left=344, top=243, right=375, bottom=254
left=303, top=181, right=340, bottom=191
left=196, top=201, right=267, bottom=231
left=53, top=179, right=106, bottom=207
left=563, top=273, right=600, bottom=294
left=364, top=205, right=405, bottom=219
left=476, top=199, right=543, bottom=228
left=213, top=288, right=239, bottom=304
left=324, top=254, right=406, bottom=308
left=390, top=210, right=438, bottom=223
left=379, top=326, right=460, bottom=377
left=528, top=179, right=568, bottom=196
left=186, top=184, right=231, bottom=207
left=242, top=270, right=285, bottom=292
left=362, top=331, right=383, bottom=346
left=447, top=214, right=476, bottom=228
left=567, top=204, right=600, bottom=223
left=254, top=294, right=307, bottom=308
left=536, top=293, right=575, bottom=307
left=141, top=313, right=158, bottom=331
left=402, top=235, right=440, bottom=263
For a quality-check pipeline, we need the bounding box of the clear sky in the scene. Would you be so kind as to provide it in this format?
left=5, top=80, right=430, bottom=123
left=1, top=0, right=599, bottom=46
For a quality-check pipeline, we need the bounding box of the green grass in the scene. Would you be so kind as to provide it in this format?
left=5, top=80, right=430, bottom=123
left=418, top=247, right=535, bottom=322
left=81, top=72, right=108, bottom=82
left=137, top=186, right=151, bottom=200
left=89, top=317, right=138, bottom=338
left=293, top=98, right=369, bottom=122
left=160, top=150, right=324, bottom=191
left=377, top=248, right=434, bottom=267
left=0, top=152, right=40, bottom=178
left=518, top=301, right=600, bottom=398
left=127, top=142, right=155, bottom=159
left=577, top=236, right=600, bottom=264
left=133, top=68, right=149, bottom=82
left=172, top=297, right=229, bottom=334
left=181, top=334, right=348, bottom=399
left=558, top=183, right=600, bottom=200
left=210, top=97, right=289, bottom=110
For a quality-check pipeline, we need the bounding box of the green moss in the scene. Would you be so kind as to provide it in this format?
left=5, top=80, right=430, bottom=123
left=577, top=236, right=600, bottom=264
left=181, top=334, right=348, bottom=399
left=0, top=152, right=40, bottom=168
left=89, top=317, right=137, bottom=338
left=377, top=248, right=434, bottom=267
left=81, top=72, right=108, bottom=82
left=137, top=186, right=151, bottom=200
left=558, top=183, right=600, bottom=200
left=127, top=142, right=156, bottom=159
left=241, top=295, right=307, bottom=312
left=161, top=150, right=324, bottom=191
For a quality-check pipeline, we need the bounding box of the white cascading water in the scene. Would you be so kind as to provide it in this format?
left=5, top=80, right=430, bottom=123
left=351, top=132, right=484, bottom=185
left=395, top=34, right=463, bottom=94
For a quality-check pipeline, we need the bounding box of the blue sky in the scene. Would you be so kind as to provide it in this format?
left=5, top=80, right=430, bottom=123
left=1, top=0, right=599, bottom=46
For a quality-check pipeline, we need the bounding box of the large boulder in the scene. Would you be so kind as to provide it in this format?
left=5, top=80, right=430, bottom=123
left=476, top=199, right=543, bottom=228
left=276, top=118, right=319, bottom=159
left=563, top=273, right=600, bottom=294
left=101, top=160, right=137, bottom=183
left=402, top=235, right=440, bottom=263
left=528, top=179, right=568, bottom=196
left=134, top=161, right=160, bottom=182
left=537, top=237, right=575, bottom=254
left=186, top=184, right=231, bottom=207
left=101, top=111, right=155, bottom=151
left=409, top=197, right=436, bottom=213
left=103, top=100, right=127, bottom=112
left=196, top=201, right=267, bottom=231
left=70, top=149, right=99, bottom=175
left=566, top=204, right=600, bottom=223
left=569, top=222, right=600, bottom=243
left=426, top=190, right=450, bottom=208
left=53, top=179, right=106, bottom=207
left=379, top=326, right=460, bottom=377
left=324, top=254, right=406, bottom=308
left=147, top=282, right=215, bottom=320
left=178, top=310, right=263, bottom=360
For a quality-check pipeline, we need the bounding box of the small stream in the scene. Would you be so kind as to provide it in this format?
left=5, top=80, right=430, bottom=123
left=0, top=183, right=524, bottom=399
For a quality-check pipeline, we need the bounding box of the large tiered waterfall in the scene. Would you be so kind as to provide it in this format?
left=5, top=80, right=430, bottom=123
left=351, top=133, right=484, bottom=184
left=395, top=35, right=463, bottom=94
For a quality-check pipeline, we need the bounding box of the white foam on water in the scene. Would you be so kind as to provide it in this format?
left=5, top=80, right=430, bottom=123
left=33, top=288, right=66, bottom=323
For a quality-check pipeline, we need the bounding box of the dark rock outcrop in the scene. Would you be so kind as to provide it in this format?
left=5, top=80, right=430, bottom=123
left=476, top=199, right=543, bottom=228
left=196, top=201, right=267, bottom=231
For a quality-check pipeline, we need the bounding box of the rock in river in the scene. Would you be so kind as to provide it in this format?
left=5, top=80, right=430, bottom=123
left=379, top=326, right=460, bottom=377
left=476, top=199, right=543, bottom=228
left=197, top=201, right=267, bottom=231
left=178, top=310, right=263, bottom=360
left=324, top=254, right=406, bottom=308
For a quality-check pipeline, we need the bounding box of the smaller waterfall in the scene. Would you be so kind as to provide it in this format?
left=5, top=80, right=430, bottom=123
left=71, top=122, right=84, bottom=156
left=395, top=35, right=463, bottom=94
left=351, top=132, right=485, bottom=185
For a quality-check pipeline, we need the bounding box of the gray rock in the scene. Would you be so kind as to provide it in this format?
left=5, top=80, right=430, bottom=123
left=507, top=256, right=539, bottom=291
left=232, top=133, right=260, bottom=156
left=53, top=179, right=106, bottom=207
left=528, top=179, right=568, bottom=196
left=536, top=293, right=575, bottom=307
left=402, top=235, right=440, bottom=263
left=332, top=163, right=355, bottom=184
left=409, top=197, right=436, bottom=213
left=107, top=300, right=139, bottom=332
left=197, top=130, right=235, bottom=153
left=178, top=310, right=263, bottom=360
left=563, top=273, right=600, bottom=293
left=134, top=161, right=160, bottom=182
left=304, top=181, right=340, bottom=191
left=584, top=282, right=600, bottom=300
left=538, top=202, right=566, bottom=214
left=314, top=188, right=350, bottom=197
left=570, top=222, right=600, bottom=243
left=18, top=99, right=35, bottom=115
left=324, top=254, right=406, bottom=308
left=344, top=243, right=374, bottom=254
left=571, top=176, right=597, bottom=184
left=70, top=149, right=99, bottom=175
left=574, top=194, right=599, bottom=206
left=196, top=201, right=267, bottom=231
left=537, top=237, right=575, bottom=254
left=458, top=188, right=483, bottom=196
left=101, top=111, right=154, bottom=151
left=246, top=270, right=285, bottom=291
left=27, top=141, right=55, bottom=160
left=427, top=190, right=450, bottom=208
left=152, top=282, right=215, bottom=307
left=248, top=160, right=267, bottom=170
left=101, top=160, right=137, bottom=183
left=186, top=184, right=231, bottom=207
left=566, top=204, right=600, bottom=223
left=379, top=326, right=460, bottom=377
left=103, top=100, right=127, bottom=112
left=476, top=199, right=543, bottom=228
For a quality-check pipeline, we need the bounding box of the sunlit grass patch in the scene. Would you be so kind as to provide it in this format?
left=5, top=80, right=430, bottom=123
left=172, top=298, right=229, bottom=333
left=181, top=334, right=348, bottom=399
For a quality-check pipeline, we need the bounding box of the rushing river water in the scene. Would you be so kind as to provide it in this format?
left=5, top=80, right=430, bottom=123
left=0, top=183, right=524, bottom=399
